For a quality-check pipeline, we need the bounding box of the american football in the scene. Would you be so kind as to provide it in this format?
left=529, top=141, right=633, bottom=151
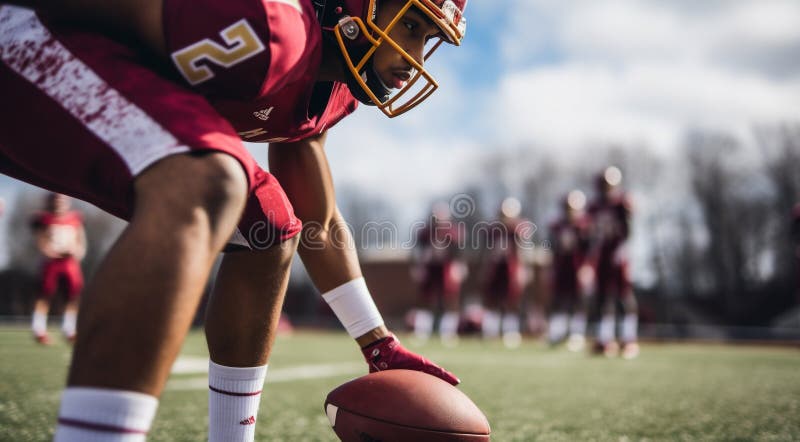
left=325, top=370, right=491, bottom=442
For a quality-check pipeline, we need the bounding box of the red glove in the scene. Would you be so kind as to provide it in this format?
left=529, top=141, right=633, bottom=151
left=361, top=334, right=460, bottom=385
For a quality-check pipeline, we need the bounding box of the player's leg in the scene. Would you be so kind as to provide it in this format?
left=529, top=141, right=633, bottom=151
left=593, top=263, right=618, bottom=356
left=438, top=261, right=461, bottom=347
left=618, top=263, right=639, bottom=359
left=547, top=268, right=571, bottom=346
left=32, top=260, right=58, bottom=344
left=481, top=295, right=501, bottom=340
left=204, top=238, right=297, bottom=442
left=595, top=295, right=618, bottom=357
left=501, top=297, right=522, bottom=349
left=547, top=295, right=569, bottom=346
left=60, top=258, right=83, bottom=342
left=439, top=292, right=461, bottom=348
left=61, top=299, right=79, bottom=343
left=31, top=299, right=52, bottom=345
left=201, top=166, right=304, bottom=442
left=412, top=305, right=435, bottom=343
left=481, top=263, right=502, bottom=340
left=54, top=152, right=247, bottom=441
left=499, top=262, right=523, bottom=348
left=566, top=293, right=588, bottom=352
left=68, top=152, right=247, bottom=391
left=411, top=266, right=438, bottom=344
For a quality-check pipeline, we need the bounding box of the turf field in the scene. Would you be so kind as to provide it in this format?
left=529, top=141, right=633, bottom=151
left=1, top=326, right=798, bottom=441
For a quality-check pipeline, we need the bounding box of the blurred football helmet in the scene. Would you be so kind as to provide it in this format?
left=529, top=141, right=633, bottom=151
left=563, top=190, right=586, bottom=213
left=595, top=166, right=622, bottom=194
left=500, top=197, right=521, bottom=219
left=315, top=0, right=467, bottom=117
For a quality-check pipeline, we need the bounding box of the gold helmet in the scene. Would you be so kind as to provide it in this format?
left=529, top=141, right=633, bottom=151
left=317, top=0, right=467, bottom=117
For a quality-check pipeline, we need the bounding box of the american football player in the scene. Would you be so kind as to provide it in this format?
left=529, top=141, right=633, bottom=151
left=586, top=166, right=639, bottom=359
left=547, top=190, right=592, bottom=351
left=30, top=193, right=86, bottom=345
left=409, top=202, right=467, bottom=346
left=480, top=197, right=532, bottom=348
left=0, top=0, right=466, bottom=440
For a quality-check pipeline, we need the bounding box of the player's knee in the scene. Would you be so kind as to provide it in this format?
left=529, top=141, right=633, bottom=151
left=622, top=294, right=638, bottom=312
left=136, top=152, right=248, bottom=237
left=275, top=234, right=300, bottom=263
left=189, top=154, right=248, bottom=227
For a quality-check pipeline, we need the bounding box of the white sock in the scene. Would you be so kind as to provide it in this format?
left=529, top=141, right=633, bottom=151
left=569, top=312, right=587, bottom=337
left=548, top=313, right=568, bottom=343
left=413, top=309, right=434, bottom=340
left=62, top=310, right=77, bottom=337
left=482, top=310, right=501, bottom=338
left=621, top=313, right=638, bottom=343
left=439, top=311, right=460, bottom=339
left=32, top=311, right=47, bottom=336
left=208, top=361, right=268, bottom=442
left=598, top=314, right=615, bottom=344
left=502, top=313, right=520, bottom=336
left=54, top=387, right=158, bottom=442
left=321, top=278, right=385, bottom=338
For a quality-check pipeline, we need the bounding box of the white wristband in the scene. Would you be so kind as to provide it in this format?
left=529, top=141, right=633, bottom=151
left=321, top=277, right=384, bottom=338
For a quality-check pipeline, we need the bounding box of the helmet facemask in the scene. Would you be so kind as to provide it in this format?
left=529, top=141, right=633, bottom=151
left=331, top=0, right=466, bottom=118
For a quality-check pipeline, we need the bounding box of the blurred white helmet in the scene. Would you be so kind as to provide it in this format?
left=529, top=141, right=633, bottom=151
left=500, top=197, right=521, bottom=219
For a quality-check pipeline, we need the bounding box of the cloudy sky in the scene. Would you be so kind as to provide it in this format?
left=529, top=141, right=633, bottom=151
left=323, top=0, right=800, bottom=208
left=1, top=0, right=799, bottom=265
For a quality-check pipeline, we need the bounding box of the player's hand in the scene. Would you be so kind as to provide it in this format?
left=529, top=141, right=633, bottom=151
left=361, top=333, right=460, bottom=386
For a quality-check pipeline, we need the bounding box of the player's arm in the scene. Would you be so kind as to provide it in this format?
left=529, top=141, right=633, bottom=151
left=74, top=225, right=88, bottom=261
left=267, top=133, right=384, bottom=341
left=269, top=133, right=459, bottom=385
left=617, top=196, right=633, bottom=242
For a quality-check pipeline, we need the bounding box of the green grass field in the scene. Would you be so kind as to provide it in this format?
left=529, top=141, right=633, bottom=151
left=1, top=326, right=798, bottom=441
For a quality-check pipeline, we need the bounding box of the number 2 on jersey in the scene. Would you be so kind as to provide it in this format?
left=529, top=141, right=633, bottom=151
left=171, top=19, right=265, bottom=85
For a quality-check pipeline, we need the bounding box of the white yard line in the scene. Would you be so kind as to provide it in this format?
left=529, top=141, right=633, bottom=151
left=166, top=357, right=363, bottom=391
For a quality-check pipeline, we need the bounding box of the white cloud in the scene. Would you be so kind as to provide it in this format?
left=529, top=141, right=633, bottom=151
left=491, top=60, right=799, bottom=150
left=489, top=0, right=800, bottom=156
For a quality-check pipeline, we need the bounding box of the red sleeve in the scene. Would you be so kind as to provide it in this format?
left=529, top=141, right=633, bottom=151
left=67, top=211, right=84, bottom=227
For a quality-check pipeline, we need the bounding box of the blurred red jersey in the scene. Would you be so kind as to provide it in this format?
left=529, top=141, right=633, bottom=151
left=587, top=194, right=632, bottom=258
left=31, top=211, right=83, bottom=255
left=548, top=214, right=591, bottom=297
left=483, top=218, right=530, bottom=303
left=414, top=221, right=464, bottom=300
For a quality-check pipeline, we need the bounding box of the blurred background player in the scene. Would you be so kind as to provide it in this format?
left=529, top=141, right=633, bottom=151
left=30, top=193, right=86, bottom=345
left=480, top=197, right=531, bottom=348
left=409, top=202, right=466, bottom=346
left=587, top=166, right=639, bottom=359
left=547, top=190, right=592, bottom=352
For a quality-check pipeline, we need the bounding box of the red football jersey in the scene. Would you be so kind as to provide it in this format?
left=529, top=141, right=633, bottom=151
left=587, top=194, right=632, bottom=257
left=31, top=211, right=83, bottom=256
left=163, top=0, right=358, bottom=143
left=415, top=220, right=463, bottom=265
left=549, top=214, right=591, bottom=273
